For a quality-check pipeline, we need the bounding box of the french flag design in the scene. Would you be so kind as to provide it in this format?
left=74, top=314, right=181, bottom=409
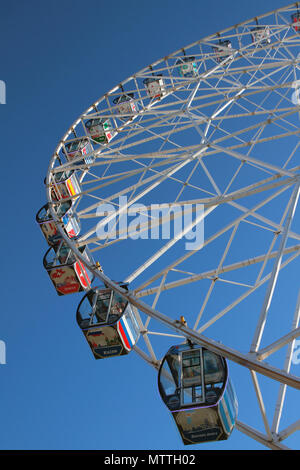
left=117, top=316, right=135, bottom=352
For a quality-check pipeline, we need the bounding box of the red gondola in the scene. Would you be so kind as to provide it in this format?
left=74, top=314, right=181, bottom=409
left=43, top=243, right=94, bottom=296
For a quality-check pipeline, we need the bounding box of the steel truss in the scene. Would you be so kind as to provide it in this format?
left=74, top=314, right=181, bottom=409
left=46, top=3, right=300, bottom=449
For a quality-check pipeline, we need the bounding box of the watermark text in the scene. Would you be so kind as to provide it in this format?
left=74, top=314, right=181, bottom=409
left=0, top=340, right=6, bottom=364
left=96, top=197, right=204, bottom=251
left=0, top=80, right=6, bottom=104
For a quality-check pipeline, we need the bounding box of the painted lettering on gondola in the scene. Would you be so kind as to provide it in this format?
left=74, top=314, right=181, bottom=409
left=86, top=325, right=124, bottom=359
left=94, top=345, right=123, bottom=358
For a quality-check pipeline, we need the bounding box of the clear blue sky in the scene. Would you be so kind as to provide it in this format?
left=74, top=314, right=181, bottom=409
left=0, top=0, right=299, bottom=451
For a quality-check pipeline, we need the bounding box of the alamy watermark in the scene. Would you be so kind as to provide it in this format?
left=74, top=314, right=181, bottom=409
left=0, top=340, right=6, bottom=364
left=0, top=80, right=6, bottom=357
left=96, top=197, right=204, bottom=251
left=291, top=53, right=300, bottom=106
left=292, top=339, right=300, bottom=365
left=291, top=80, right=300, bottom=106
left=0, top=80, right=6, bottom=104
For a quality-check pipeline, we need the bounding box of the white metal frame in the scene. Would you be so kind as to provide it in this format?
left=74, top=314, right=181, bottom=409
left=45, top=3, right=300, bottom=449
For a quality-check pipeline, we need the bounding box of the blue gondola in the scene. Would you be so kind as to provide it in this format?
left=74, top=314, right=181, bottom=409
left=76, top=284, right=140, bottom=359
left=176, top=56, right=198, bottom=77
left=63, top=138, right=95, bottom=165
left=36, top=201, right=81, bottom=246
left=158, top=342, right=238, bottom=445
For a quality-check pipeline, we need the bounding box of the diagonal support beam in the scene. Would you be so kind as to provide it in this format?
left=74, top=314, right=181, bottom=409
left=251, top=180, right=300, bottom=352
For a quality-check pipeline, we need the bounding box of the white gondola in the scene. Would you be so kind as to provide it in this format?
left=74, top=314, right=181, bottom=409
left=50, top=170, right=81, bottom=202
left=63, top=137, right=95, bottom=165
left=251, top=25, right=271, bottom=46
left=113, top=93, right=137, bottom=120
left=85, top=118, right=115, bottom=144
left=143, top=75, right=166, bottom=99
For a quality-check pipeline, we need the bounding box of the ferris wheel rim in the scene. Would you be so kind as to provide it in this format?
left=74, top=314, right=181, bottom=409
left=45, top=1, right=300, bottom=168
left=44, top=2, right=300, bottom=449
left=45, top=0, right=300, bottom=375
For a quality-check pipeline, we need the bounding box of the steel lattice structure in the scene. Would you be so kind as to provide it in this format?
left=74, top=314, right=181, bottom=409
left=45, top=3, right=300, bottom=450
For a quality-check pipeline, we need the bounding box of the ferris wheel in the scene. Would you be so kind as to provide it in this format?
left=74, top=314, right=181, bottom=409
left=38, top=3, right=300, bottom=450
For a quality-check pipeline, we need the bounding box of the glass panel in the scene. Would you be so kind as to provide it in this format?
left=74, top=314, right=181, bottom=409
left=159, top=359, right=180, bottom=410
left=182, top=385, right=203, bottom=405
left=56, top=244, right=76, bottom=265
left=54, top=170, right=72, bottom=183
left=44, top=248, right=56, bottom=268
left=87, top=118, right=103, bottom=128
left=78, top=290, right=110, bottom=327
left=66, top=142, right=79, bottom=152
left=37, top=206, right=50, bottom=222
left=80, top=247, right=94, bottom=281
left=44, top=246, right=72, bottom=268
left=203, top=350, right=225, bottom=385
left=94, top=291, right=111, bottom=323
left=80, top=289, right=128, bottom=326
left=110, top=291, right=127, bottom=316
left=166, top=353, right=180, bottom=388
left=72, top=212, right=80, bottom=230
left=57, top=201, right=71, bottom=217
left=182, top=350, right=202, bottom=387
left=80, top=296, right=93, bottom=318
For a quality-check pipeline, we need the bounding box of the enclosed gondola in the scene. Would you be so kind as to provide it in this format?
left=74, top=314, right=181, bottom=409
left=212, top=40, right=233, bottom=63
left=158, top=342, right=238, bottom=445
left=113, top=93, right=137, bottom=119
left=36, top=201, right=80, bottom=246
left=176, top=56, right=198, bottom=77
left=85, top=118, right=114, bottom=144
left=50, top=169, right=81, bottom=202
left=143, top=76, right=166, bottom=99
left=43, top=242, right=94, bottom=296
left=76, top=284, right=140, bottom=359
left=63, top=138, right=95, bottom=166
left=291, top=12, right=300, bottom=32
left=251, top=25, right=271, bottom=45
